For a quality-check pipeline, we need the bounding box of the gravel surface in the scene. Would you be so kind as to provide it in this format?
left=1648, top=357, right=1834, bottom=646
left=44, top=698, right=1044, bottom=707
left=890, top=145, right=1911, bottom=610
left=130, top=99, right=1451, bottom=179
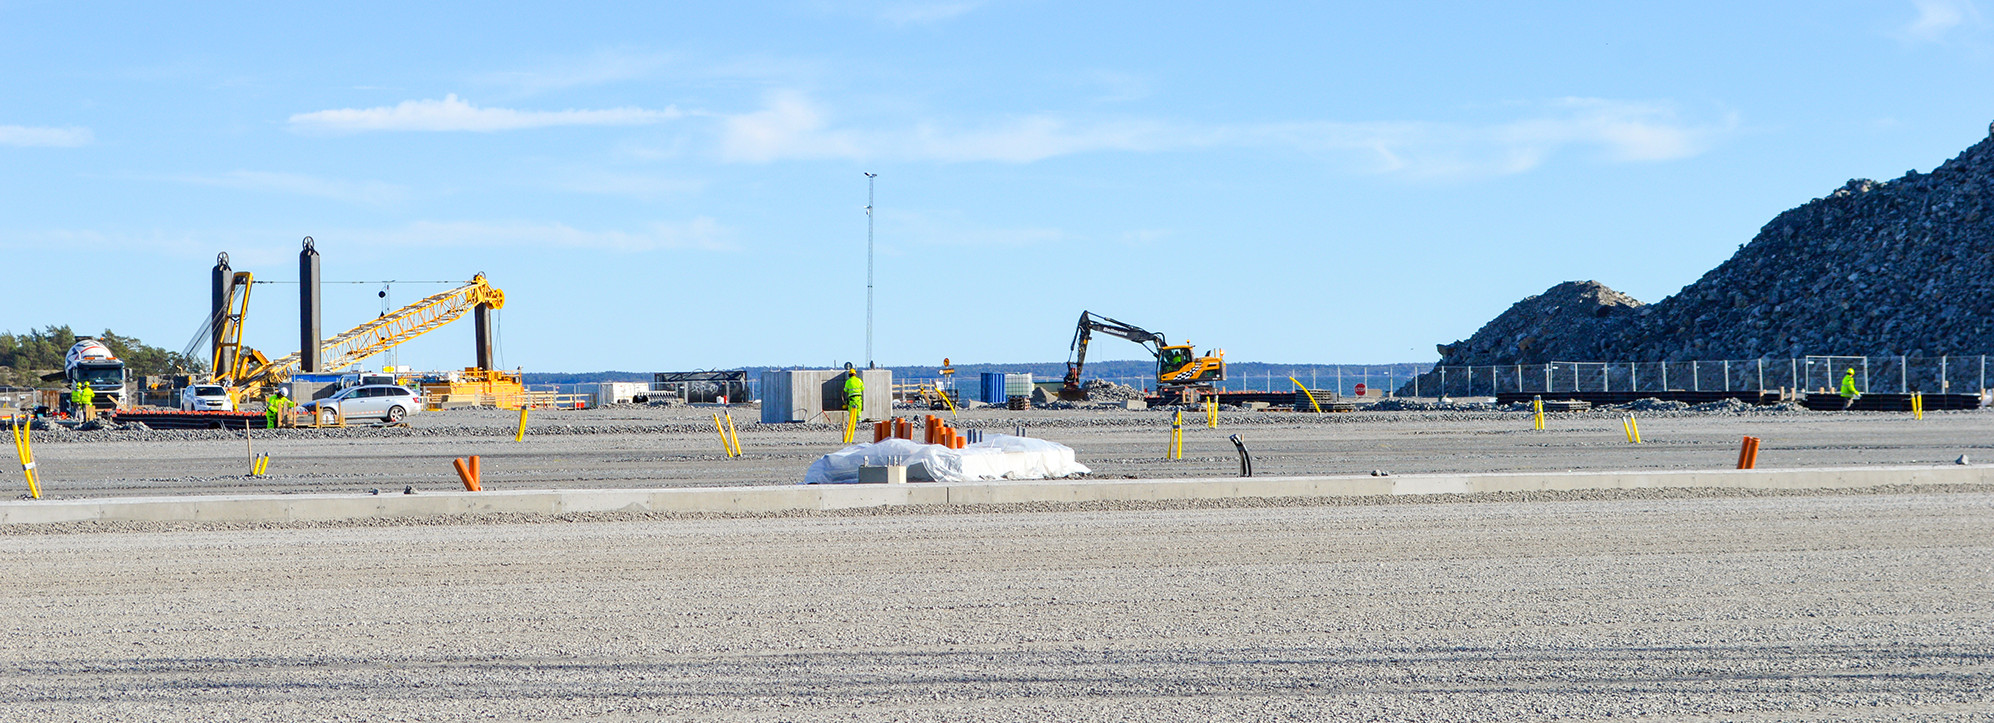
left=3, top=490, right=1989, bottom=720
left=9, top=403, right=1994, bottom=499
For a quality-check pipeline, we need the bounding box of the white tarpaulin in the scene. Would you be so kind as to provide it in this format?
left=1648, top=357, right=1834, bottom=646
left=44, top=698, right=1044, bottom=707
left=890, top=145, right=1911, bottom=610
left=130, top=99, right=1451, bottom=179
left=803, top=435, right=1091, bottom=485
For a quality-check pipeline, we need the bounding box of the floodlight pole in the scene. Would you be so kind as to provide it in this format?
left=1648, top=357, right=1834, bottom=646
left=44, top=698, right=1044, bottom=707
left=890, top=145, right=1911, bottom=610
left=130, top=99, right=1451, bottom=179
left=865, top=172, right=876, bottom=369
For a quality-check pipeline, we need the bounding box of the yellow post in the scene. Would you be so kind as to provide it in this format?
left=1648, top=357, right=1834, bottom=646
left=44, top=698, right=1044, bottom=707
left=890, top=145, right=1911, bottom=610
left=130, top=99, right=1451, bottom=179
left=1290, top=377, right=1323, bottom=414
left=1912, top=392, right=1924, bottom=420
left=1169, top=410, right=1184, bottom=460
left=1206, top=399, right=1218, bottom=428
left=724, top=412, right=742, bottom=457
left=1532, top=396, right=1546, bottom=431
left=514, top=406, right=528, bottom=442
left=11, top=416, right=40, bottom=500
left=1629, top=415, right=1642, bottom=444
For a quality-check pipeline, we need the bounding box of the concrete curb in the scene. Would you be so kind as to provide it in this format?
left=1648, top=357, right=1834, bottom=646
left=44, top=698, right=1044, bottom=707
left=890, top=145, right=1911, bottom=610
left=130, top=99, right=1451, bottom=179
left=3, top=465, right=1990, bottom=526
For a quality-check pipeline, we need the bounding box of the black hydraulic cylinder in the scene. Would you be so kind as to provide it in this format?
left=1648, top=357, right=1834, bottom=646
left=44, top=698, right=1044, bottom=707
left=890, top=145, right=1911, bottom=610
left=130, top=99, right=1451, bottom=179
left=474, top=303, right=493, bottom=370
left=299, top=237, right=321, bottom=373
left=211, top=252, right=233, bottom=374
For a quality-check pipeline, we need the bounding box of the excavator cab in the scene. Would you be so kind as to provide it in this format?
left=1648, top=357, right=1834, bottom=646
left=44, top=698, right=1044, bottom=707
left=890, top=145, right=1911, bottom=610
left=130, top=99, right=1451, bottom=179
left=1157, top=344, right=1225, bottom=386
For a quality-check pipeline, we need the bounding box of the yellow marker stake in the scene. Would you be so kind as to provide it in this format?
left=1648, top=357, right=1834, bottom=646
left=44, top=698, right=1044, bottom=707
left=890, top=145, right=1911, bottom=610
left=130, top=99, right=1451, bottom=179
left=1169, top=410, right=1184, bottom=460
left=724, top=412, right=742, bottom=457
left=12, top=416, right=40, bottom=500
left=1532, top=397, right=1546, bottom=430
left=515, top=406, right=529, bottom=442
left=1912, top=392, right=1924, bottom=420
left=1291, top=377, right=1323, bottom=414
left=1206, top=399, right=1218, bottom=428
left=1629, top=415, right=1642, bottom=444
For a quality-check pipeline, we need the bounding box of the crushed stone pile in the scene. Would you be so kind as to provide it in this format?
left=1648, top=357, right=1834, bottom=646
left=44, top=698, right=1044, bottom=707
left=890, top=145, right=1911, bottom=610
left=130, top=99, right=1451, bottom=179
left=1083, top=379, right=1146, bottom=402
left=1417, top=122, right=1994, bottom=378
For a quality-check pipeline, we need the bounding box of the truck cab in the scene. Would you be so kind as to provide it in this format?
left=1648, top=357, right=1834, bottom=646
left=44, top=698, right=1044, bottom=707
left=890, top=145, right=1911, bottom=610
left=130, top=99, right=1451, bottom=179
left=64, top=339, right=128, bottom=411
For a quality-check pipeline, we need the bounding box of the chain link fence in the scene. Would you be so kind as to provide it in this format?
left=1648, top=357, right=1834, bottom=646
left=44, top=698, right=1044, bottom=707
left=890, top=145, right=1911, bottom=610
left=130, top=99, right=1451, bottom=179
left=1405, top=355, right=1994, bottom=397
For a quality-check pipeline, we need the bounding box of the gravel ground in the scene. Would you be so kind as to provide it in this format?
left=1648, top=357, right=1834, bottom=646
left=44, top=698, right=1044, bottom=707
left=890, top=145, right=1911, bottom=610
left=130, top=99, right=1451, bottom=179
left=11, top=403, right=1994, bottom=499
left=3, top=490, right=1989, bottom=721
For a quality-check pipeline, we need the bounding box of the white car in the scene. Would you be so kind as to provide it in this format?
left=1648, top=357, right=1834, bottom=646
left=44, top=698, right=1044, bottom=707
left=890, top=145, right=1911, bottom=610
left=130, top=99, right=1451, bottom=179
left=297, top=384, right=423, bottom=424
left=179, top=384, right=234, bottom=411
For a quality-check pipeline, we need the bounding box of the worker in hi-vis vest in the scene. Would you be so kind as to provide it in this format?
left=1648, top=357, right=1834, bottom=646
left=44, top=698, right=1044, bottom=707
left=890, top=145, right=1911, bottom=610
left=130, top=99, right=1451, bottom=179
left=1838, top=368, right=1861, bottom=408
left=843, top=368, right=865, bottom=418
left=72, top=382, right=96, bottom=421
left=265, top=388, right=295, bottom=429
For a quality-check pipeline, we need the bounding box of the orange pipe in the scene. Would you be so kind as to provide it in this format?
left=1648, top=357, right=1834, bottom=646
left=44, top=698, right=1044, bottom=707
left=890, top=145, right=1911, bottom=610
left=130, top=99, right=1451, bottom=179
left=469, top=455, right=482, bottom=486
left=1737, top=436, right=1760, bottom=470
left=453, top=458, right=481, bottom=491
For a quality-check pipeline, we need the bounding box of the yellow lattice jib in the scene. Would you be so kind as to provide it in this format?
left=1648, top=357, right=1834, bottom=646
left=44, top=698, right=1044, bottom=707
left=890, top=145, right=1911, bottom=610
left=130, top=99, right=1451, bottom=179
left=245, top=276, right=505, bottom=387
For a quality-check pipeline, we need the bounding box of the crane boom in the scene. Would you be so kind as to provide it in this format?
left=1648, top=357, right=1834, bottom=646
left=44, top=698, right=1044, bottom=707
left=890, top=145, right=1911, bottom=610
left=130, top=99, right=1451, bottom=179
left=260, top=275, right=505, bottom=375
left=228, top=275, right=505, bottom=396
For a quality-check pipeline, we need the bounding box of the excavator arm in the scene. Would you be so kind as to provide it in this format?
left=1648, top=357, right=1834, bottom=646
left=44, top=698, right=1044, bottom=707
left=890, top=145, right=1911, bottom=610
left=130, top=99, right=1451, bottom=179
left=1062, top=311, right=1170, bottom=398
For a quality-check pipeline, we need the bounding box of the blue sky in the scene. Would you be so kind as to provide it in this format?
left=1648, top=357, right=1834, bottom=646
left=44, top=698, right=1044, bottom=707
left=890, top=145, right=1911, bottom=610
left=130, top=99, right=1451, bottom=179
left=4, top=1, right=1992, bottom=372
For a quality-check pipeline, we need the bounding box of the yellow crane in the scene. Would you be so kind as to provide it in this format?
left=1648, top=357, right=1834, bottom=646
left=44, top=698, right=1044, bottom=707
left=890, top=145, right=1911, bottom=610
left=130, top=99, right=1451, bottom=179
left=215, top=275, right=507, bottom=398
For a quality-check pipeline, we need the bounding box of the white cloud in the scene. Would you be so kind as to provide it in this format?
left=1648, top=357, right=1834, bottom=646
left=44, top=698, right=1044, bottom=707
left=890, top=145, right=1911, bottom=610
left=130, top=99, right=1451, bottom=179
left=720, top=91, right=864, bottom=162
left=716, top=93, right=1733, bottom=178
left=1897, top=0, right=1981, bottom=42
left=338, top=218, right=728, bottom=252
left=161, top=171, right=410, bottom=204
left=0, top=125, right=93, bottom=147
left=289, top=94, right=682, bottom=134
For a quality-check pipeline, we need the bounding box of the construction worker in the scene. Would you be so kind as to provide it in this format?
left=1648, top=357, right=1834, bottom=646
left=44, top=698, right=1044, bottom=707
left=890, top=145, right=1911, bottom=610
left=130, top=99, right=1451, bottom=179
left=71, top=382, right=95, bottom=422
left=265, top=388, right=294, bottom=429
left=843, top=368, right=865, bottom=419
left=1838, top=368, right=1861, bottom=408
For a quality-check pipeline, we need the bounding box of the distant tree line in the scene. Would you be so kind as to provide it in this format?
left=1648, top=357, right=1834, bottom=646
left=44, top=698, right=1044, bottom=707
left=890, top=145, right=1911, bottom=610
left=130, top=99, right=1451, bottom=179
left=0, top=326, right=205, bottom=388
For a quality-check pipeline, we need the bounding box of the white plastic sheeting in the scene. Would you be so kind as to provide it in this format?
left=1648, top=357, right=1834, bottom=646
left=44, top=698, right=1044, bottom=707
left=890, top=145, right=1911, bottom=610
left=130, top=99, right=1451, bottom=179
left=803, top=435, right=1091, bottom=485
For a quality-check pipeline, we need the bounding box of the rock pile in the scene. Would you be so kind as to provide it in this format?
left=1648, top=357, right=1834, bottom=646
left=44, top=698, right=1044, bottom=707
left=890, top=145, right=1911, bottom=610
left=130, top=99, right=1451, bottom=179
left=1083, top=379, right=1145, bottom=402
left=1430, top=125, right=1994, bottom=367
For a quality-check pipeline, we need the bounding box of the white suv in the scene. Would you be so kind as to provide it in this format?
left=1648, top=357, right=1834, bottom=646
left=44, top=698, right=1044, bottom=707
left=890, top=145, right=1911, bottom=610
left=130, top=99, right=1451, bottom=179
left=298, top=385, right=423, bottom=424
left=179, top=384, right=234, bottom=411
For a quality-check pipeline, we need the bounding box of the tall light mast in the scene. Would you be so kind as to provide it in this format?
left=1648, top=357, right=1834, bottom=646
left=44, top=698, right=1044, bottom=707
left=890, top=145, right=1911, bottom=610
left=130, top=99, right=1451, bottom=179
left=865, top=172, right=876, bottom=369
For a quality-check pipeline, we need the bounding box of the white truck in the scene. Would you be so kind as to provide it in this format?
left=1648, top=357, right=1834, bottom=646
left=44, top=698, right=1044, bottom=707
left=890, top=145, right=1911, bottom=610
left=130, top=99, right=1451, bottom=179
left=62, top=339, right=128, bottom=411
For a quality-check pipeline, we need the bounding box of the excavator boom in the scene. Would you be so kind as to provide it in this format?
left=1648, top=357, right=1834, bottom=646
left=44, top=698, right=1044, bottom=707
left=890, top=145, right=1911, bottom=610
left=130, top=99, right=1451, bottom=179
left=1061, top=310, right=1223, bottom=400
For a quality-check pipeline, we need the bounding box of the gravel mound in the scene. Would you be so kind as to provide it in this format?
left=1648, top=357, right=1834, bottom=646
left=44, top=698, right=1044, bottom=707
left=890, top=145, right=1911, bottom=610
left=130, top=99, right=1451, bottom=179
left=1420, top=123, right=1994, bottom=370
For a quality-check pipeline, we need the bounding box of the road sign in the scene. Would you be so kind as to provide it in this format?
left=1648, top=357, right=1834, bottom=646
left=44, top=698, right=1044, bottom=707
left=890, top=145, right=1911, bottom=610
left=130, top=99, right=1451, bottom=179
left=1354, top=383, right=1367, bottom=396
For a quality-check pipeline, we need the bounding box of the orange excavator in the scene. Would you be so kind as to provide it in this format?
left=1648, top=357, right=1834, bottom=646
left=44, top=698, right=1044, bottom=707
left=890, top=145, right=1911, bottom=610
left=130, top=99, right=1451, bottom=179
left=1059, top=311, right=1225, bottom=400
